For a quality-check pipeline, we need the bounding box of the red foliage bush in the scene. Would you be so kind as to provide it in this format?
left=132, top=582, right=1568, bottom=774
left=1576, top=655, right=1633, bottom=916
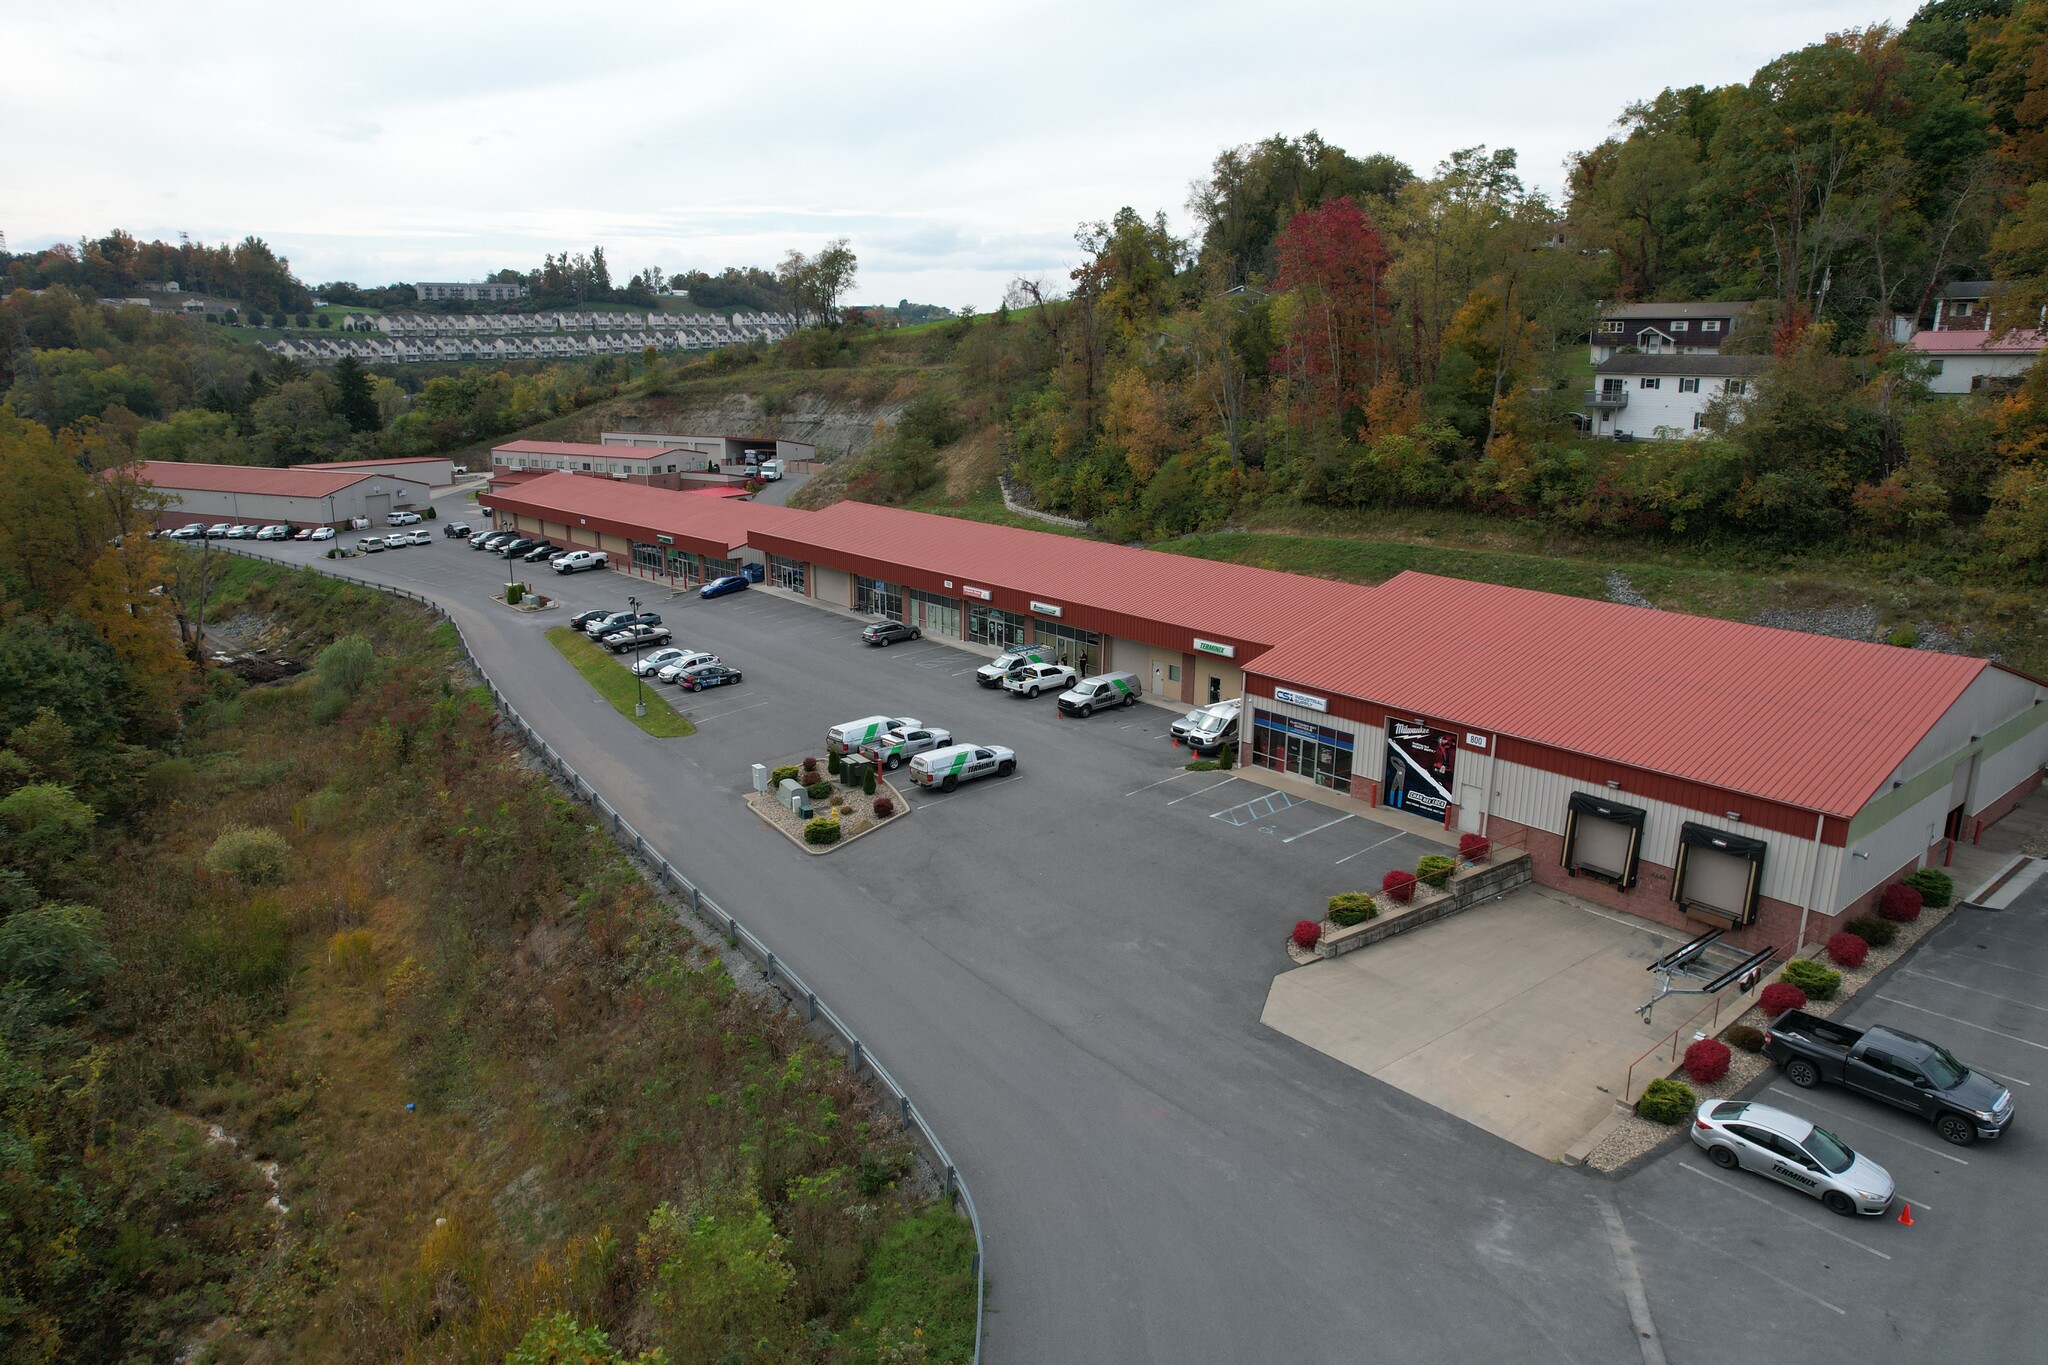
left=1758, top=982, right=1807, bottom=1017
left=1458, top=833, right=1491, bottom=861
left=1879, top=883, right=1923, bottom=923
left=1826, top=931, right=1869, bottom=969
left=1291, top=919, right=1322, bottom=950
left=1682, top=1037, right=1732, bottom=1085
left=1381, top=869, right=1417, bottom=904
left=872, top=796, right=896, bottom=818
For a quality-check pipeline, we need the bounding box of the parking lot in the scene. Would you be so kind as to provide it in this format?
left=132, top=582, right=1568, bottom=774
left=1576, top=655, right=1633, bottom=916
left=222, top=516, right=2048, bottom=1362
left=1614, top=877, right=2048, bottom=1357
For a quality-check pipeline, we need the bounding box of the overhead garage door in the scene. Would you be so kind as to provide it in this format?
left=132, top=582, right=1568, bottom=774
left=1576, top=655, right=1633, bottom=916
left=1562, top=792, right=1644, bottom=887
left=1672, top=822, right=1766, bottom=926
left=363, top=493, right=391, bottom=524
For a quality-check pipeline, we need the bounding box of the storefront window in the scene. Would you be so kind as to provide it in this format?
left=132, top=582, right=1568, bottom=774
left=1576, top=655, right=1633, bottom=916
left=1250, top=710, right=1354, bottom=795
left=854, top=575, right=903, bottom=620
left=630, top=541, right=664, bottom=572
left=1031, top=620, right=1102, bottom=674
left=970, top=605, right=1027, bottom=648
left=906, top=588, right=961, bottom=639
left=666, top=548, right=701, bottom=584
left=767, top=554, right=806, bottom=592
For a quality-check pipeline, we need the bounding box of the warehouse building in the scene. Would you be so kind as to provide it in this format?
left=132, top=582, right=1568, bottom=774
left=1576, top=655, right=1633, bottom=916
left=138, top=460, right=431, bottom=530
left=1241, top=572, right=2048, bottom=950
left=474, top=478, right=2048, bottom=947
left=292, top=455, right=459, bottom=486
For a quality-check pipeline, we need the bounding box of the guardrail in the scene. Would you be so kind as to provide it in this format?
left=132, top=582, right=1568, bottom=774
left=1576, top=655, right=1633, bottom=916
left=205, top=543, right=987, bottom=1361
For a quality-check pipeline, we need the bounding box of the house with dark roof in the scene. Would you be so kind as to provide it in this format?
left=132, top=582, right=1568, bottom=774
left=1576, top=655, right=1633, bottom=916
left=1585, top=353, right=1770, bottom=439
left=1591, top=301, right=1754, bottom=364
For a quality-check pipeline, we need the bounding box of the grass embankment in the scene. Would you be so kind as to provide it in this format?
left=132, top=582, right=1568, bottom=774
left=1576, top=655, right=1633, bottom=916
left=104, top=558, right=975, bottom=1361
left=544, top=626, right=696, bottom=737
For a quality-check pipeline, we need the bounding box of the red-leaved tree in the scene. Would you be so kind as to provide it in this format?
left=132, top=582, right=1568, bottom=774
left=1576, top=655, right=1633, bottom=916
left=1272, top=196, right=1392, bottom=433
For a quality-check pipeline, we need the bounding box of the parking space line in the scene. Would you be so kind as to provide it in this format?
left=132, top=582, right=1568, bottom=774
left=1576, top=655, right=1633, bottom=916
left=1898, top=968, right=2048, bottom=1014
left=1762, top=1086, right=1968, bottom=1165
left=1676, top=1162, right=1891, bottom=1260
left=1876, top=996, right=2048, bottom=1050
left=1168, top=777, right=1242, bottom=806
left=1283, top=813, right=1356, bottom=844
left=1624, top=1205, right=1846, bottom=1316
left=687, top=699, right=775, bottom=722
left=1977, top=1068, right=2030, bottom=1086
left=1333, top=829, right=1411, bottom=865
left=1209, top=789, right=1304, bottom=825
left=1967, top=958, right=2048, bottom=984
left=1126, top=771, right=1194, bottom=796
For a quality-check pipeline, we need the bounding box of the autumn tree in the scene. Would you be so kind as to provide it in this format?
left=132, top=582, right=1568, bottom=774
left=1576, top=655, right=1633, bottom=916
left=1270, top=197, right=1392, bottom=435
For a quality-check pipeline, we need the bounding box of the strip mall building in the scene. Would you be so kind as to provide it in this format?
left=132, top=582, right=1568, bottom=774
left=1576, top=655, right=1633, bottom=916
left=481, top=472, right=2048, bottom=951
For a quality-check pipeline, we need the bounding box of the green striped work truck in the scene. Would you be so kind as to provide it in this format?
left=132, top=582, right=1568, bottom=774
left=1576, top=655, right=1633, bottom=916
left=908, top=743, right=1016, bottom=791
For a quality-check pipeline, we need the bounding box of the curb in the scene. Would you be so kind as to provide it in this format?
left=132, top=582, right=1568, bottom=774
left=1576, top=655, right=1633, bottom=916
left=745, top=783, right=912, bottom=855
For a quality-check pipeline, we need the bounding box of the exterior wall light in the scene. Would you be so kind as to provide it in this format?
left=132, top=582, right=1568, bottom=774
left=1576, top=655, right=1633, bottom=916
left=1605, top=779, right=1622, bottom=790
left=1724, top=811, right=1742, bottom=821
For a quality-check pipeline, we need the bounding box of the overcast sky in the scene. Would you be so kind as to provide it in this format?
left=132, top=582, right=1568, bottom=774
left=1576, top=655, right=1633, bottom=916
left=7, top=0, right=1902, bottom=309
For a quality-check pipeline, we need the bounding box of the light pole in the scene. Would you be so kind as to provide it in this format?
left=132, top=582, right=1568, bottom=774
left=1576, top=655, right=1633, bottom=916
left=628, top=594, right=646, bottom=716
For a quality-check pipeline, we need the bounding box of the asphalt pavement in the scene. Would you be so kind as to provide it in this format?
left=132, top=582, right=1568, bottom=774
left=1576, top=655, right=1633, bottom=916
left=220, top=514, right=2048, bottom=1365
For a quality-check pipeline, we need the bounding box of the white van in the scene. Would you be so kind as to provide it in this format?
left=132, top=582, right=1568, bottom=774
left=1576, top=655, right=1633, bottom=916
left=908, top=743, right=1016, bottom=791
left=1056, top=671, right=1141, bottom=717
left=826, top=714, right=921, bottom=757
left=975, top=645, right=1055, bottom=688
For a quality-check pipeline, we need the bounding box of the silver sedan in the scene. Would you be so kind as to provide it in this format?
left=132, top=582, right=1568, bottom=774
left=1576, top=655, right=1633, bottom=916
left=1690, top=1099, right=1895, bottom=1216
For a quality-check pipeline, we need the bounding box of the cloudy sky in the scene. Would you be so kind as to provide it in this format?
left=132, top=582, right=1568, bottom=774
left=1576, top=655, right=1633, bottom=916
left=8, top=0, right=1901, bottom=309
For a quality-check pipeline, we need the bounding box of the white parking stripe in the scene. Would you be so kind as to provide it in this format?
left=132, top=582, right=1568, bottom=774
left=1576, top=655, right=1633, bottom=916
left=1126, top=771, right=1194, bottom=796
left=1676, top=1162, right=1891, bottom=1260
left=1166, top=777, right=1241, bottom=805
left=1333, top=829, right=1411, bottom=865
left=1624, top=1206, right=1846, bottom=1316
left=1283, top=813, right=1356, bottom=844
left=687, top=699, right=775, bottom=722
left=1876, top=996, right=2048, bottom=1050
left=1898, top=968, right=2048, bottom=1013
left=1763, top=1087, right=1968, bottom=1165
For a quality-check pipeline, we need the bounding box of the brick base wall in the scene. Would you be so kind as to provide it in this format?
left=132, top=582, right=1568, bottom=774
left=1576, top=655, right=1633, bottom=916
left=1489, top=815, right=1837, bottom=953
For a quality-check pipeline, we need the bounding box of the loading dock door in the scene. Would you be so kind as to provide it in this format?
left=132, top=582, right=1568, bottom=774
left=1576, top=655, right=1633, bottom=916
left=1671, top=822, right=1766, bottom=926
left=1562, top=792, right=1645, bottom=887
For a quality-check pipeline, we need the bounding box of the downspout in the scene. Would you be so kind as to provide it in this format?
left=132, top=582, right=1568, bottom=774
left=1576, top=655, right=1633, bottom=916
left=1797, top=810, right=1827, bottom=956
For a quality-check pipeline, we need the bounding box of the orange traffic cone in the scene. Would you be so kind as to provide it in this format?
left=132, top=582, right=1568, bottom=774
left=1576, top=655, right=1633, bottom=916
left=1897, top=1202, right=1914, bottom=1227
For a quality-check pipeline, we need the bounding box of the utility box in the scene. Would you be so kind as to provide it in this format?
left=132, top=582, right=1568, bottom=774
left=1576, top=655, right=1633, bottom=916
left=840, top=754, right=873, bottom=789
left=777, top=777, right=812, bottom=818
left=751, top=763, right=769, bottom=793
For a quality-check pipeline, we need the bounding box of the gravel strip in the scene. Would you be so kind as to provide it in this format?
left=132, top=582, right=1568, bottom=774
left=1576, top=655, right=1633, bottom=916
left=1582, top=893, right=1970, bottom=1172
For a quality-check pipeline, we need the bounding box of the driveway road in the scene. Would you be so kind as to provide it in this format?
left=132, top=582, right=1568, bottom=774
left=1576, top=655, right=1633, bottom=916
left=226, top=529, right=2046, bottom=1364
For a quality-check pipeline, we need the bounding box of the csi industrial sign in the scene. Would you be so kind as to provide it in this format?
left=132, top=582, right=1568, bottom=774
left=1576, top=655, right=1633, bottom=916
left=1273, top=687, right=1328, bottom=713
left=1030, top=600, right=1063, bottom=617
left=1193, top=638, right=1236, bottom=658
left=963, top=586, right=993, bottom=600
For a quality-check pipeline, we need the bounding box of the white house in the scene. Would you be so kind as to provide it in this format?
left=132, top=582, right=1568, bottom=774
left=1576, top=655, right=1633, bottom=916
left=1906, top=329, right=2045, bottom=396
left=1586, top=354, right=1769, bottom=439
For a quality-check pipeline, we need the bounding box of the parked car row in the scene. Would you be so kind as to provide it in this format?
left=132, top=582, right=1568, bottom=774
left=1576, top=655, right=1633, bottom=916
left=468, top=528, right=611, bottom=573
left=166, top=521, right=334, bottom=541
left=824, top=713, right=1017, bottom=793
left=570, top=612, right=744, bottom=690
left=359, top=529, right=435, bottom=551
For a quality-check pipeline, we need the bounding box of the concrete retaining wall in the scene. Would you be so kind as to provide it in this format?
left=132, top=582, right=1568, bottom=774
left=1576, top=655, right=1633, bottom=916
left=1320, top=852, right=1533, bottom=956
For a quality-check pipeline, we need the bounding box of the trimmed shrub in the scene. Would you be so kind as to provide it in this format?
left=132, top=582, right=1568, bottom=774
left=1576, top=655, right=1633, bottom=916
left=1381, top=869, right=1417, bottom=904
left=1902, top=866, right=1954, bottom=909
left=1879, top=882, right=1923, bottom=922
left=1826, top=932, right=1869, bottom=969
left=806, top=780, right=833, bottom=801
left=1780, top=958, right=1842, bottom=1002
left=1845, top=913, right=1897, bottom=948
left=1183, top=759, right=1220, bottom=772
left=1217, top=743, right=1234, bottom=770
left=1757, top=981, right=1807, bottom=1017
left=862, top=765, right=876, bottom=797
left=1635, top=1077, right=1697, bottom=1125
left=1291, top=919, right=1322, bottom=950
left=1723, top=1024, right=1766, bottom=1053
left=204, top=825, right=292, bottom=885
left=803, top=817, right=842, bottom=846
left=770, top=765, right=801, bottom=786
left=1682, top=1037, right=1732, bottom=1085
left=802, top=756, right=820, bottom=774
left=1416, top=854, right=1456, bottom=889
left=827, top=750, right=842, bottom=776
left=505, top=581, right=524, bottom=605
left=1458, top=833, right=1490, bottom=862
left=873, top=796, right=895, bottom=818
left=1327, top=893, right=1378, bottom=928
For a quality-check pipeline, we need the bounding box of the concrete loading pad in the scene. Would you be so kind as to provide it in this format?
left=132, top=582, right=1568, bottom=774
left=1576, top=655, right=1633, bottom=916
left=1261, top=884, right=1688, bottom=1158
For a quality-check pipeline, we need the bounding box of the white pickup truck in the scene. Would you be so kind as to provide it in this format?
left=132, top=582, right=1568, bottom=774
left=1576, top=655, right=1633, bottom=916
left=859, top=726, right=954, bottom=771
left=1002, top=663, right=1077, bottom=698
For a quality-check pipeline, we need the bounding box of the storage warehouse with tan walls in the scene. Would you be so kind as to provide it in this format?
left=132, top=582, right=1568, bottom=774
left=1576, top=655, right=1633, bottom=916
left=742, top=501, right=1373, bottom=703
left=601, top=431, right=816, bottom=466
left=138, top=460, right=431, bottom=530
left=1244, top=572, right=2048, bottom=952
left=477, top=471, right=808, bottom=585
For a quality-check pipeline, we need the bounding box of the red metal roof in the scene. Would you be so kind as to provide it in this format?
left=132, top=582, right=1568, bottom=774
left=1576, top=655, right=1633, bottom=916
left=1246, top=571, right=2000, bottom=817
left=134, top=460, right=414, bottom=498
left=1906, top=328, right=2045, bottom=354
left=755, top=501, right=1374, bottom=650
left=290, top=455, right=451, bottom=469
left=684, top=486, right=754, bottom=499
left=482, top=471, right=805, bottom=554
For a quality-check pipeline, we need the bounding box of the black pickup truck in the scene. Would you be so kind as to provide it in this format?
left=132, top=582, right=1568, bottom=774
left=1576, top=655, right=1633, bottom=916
left=1763, top=1009, right=2014, bottom=1145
